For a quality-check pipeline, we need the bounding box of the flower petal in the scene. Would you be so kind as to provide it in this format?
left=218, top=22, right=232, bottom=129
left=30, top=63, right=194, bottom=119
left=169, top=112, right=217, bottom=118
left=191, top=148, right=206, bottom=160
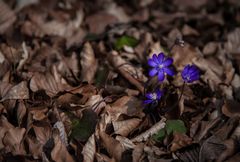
left=164, top=67, right=175, bottom=76
left=144, top=99, right=153, bottom=104
left=163, top=58, right=173, bottom=66
left=158, top=70, right=164, bottom=81
left=148, top=59, right=157, bottom=67
left=145, top=93, right=153, bottom=99
left=152, top=54, right=158, bottom=63
left=156, top=90, right=163, bottom=99
left=157, top=53, right=165, bottom=63
left=149, top=68, right=158, bottom=77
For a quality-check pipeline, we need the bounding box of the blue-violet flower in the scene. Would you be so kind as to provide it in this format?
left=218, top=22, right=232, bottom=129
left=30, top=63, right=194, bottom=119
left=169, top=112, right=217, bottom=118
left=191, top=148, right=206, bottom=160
left=144, top=89, right=163, bottom=104
left=148, top=53, right=174, bottom=81
left=181, top=64, right=200, bottom=83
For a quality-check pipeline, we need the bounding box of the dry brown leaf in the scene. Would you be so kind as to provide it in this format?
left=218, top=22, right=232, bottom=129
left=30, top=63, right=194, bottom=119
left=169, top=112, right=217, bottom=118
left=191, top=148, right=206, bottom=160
left=82, top=134, right=96, bottom=162
left=222, top=99, right=240, bottom=117
left=26, top=136, right=42, bottom=159
left=217, top=139, right=237, bottom=162
left=85, top=11, right=118, bottom=34
left=51, top=131, right=75, bottom=162
left=3, top=127, right=26, bottom=155
left=1, top=81, right=29, bottom=101
left=203, top=42, right=218, bottom=56
left=172, top=43, right=200, bottom=70
left=132, top=143, right=145, bottom=162
left=105, top=2, right=130, bottom=23
left=113, top=118, right=142, bottom=136
left=131, top=117, right=166, bottom=142
left=0, top=1, right=16, bottom=34
left=0, top=116, right=14, bottom=150
left=199, top=135, right=225, bottom=162
left=17, top=100, right=27, bottom=125
left=84, top=95, right=106, bottom=114
left=30, top=66, right=70, bottom=97
left=116, top=136, right=136, bottom=150
left=170, top=133, right=192, bottom=152
left=108, top=51, right=146, bottom=93
left=182, top=24, right=199, bottom=36
left=99, top=129, right=125, bottom=161
left=80, top=42, right=98, bottom=83
left=173, top=0, right=207, bottom=10
left=95, top=153, right=113, bottom=162
left=33, top=123, right=52, bottom=145
left=106, top=96, right=144, bottom=121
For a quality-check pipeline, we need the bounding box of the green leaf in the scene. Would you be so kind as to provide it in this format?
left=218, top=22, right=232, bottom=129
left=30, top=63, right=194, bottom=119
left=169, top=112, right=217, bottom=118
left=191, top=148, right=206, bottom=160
left=95, top=65, right=109, bottom=87
left=165, top=120, right=187, bottom=135
left=152, top=129, right=166, bottom=142
left=70, top=109, right=98, bottom=142
left=114, top=35, right=138, bottom=50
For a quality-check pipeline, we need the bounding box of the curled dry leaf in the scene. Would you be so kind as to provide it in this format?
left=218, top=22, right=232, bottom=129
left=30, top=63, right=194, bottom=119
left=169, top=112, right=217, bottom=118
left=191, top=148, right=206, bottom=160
left=1, top=81, right=29, bottom=101
left=85, top=94, right=106, bottom=114
left=170, top=133, right=192, bottom=152
left=113, top=118, right=142, bottom=136
left=131, top=117, right=166, bottom=142
left=116, top=136, right=136, bottom=150
left=108, top=51, right=145, bottom=93
left=222, top=99, right=240, bottom=117
left=99, top=129, right=125, bottom=161
left=80, top=42, right=98, bottom=83
left=3, top=127, right=26, bottom=155
left=53, top=121, right=68, bottom=146
left=82, top=134, right=96, bottom=162
left=51, top=131, right=75, bottom=162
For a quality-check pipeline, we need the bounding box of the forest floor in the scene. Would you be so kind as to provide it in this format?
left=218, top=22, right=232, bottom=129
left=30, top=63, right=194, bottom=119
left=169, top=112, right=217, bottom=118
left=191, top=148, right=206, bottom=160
left=0, top=0, right=240, bottom=162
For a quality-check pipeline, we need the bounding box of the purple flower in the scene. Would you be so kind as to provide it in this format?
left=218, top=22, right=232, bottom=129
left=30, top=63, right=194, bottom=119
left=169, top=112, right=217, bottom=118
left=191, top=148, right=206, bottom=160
left=148, top=53, right=174, bottom=81
left=181, top=64, right=200, bottom=83
left=144, top=89, right=163, bottom=104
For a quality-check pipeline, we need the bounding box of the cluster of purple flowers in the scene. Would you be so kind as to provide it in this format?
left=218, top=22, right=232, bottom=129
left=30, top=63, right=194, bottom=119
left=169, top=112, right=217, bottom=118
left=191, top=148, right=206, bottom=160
left=144, top=52, right=200, bottom=105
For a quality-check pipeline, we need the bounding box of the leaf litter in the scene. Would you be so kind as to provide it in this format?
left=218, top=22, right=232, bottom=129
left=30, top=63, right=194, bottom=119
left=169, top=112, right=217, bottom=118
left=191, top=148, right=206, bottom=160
left=0, top=0, right=240, bottom=161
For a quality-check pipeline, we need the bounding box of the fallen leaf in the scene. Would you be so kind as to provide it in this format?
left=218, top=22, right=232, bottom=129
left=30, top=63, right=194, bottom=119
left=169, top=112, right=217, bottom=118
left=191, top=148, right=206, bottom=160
left=1, top=81, right=29, bottom=101
left=222, top=99, right=240, bottom=117
left=99, top=128, right=125, bottom=161
left=0, top=1, right=16, bottom=34
left=106, top=96, right=144, bottom=121
left=53, top=121, right=68, bottom=146
left=170, top=133, right=192, bottom=152
left=199, top=135, right=225, bottom=162
left=114, top=35, right=138, bottom=50
left=16, top=100, right=27, bottom=125
left=82, top=134, right=96, bottom=162
left=85, top=11, right=118, bottom=34
left=80, top=42, right=98, bottom=83
left=51, top=130, right=75, bottom=162
left=113, top=118, right=142, bottom=136
left=3, top=127, right=26, bottom=155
